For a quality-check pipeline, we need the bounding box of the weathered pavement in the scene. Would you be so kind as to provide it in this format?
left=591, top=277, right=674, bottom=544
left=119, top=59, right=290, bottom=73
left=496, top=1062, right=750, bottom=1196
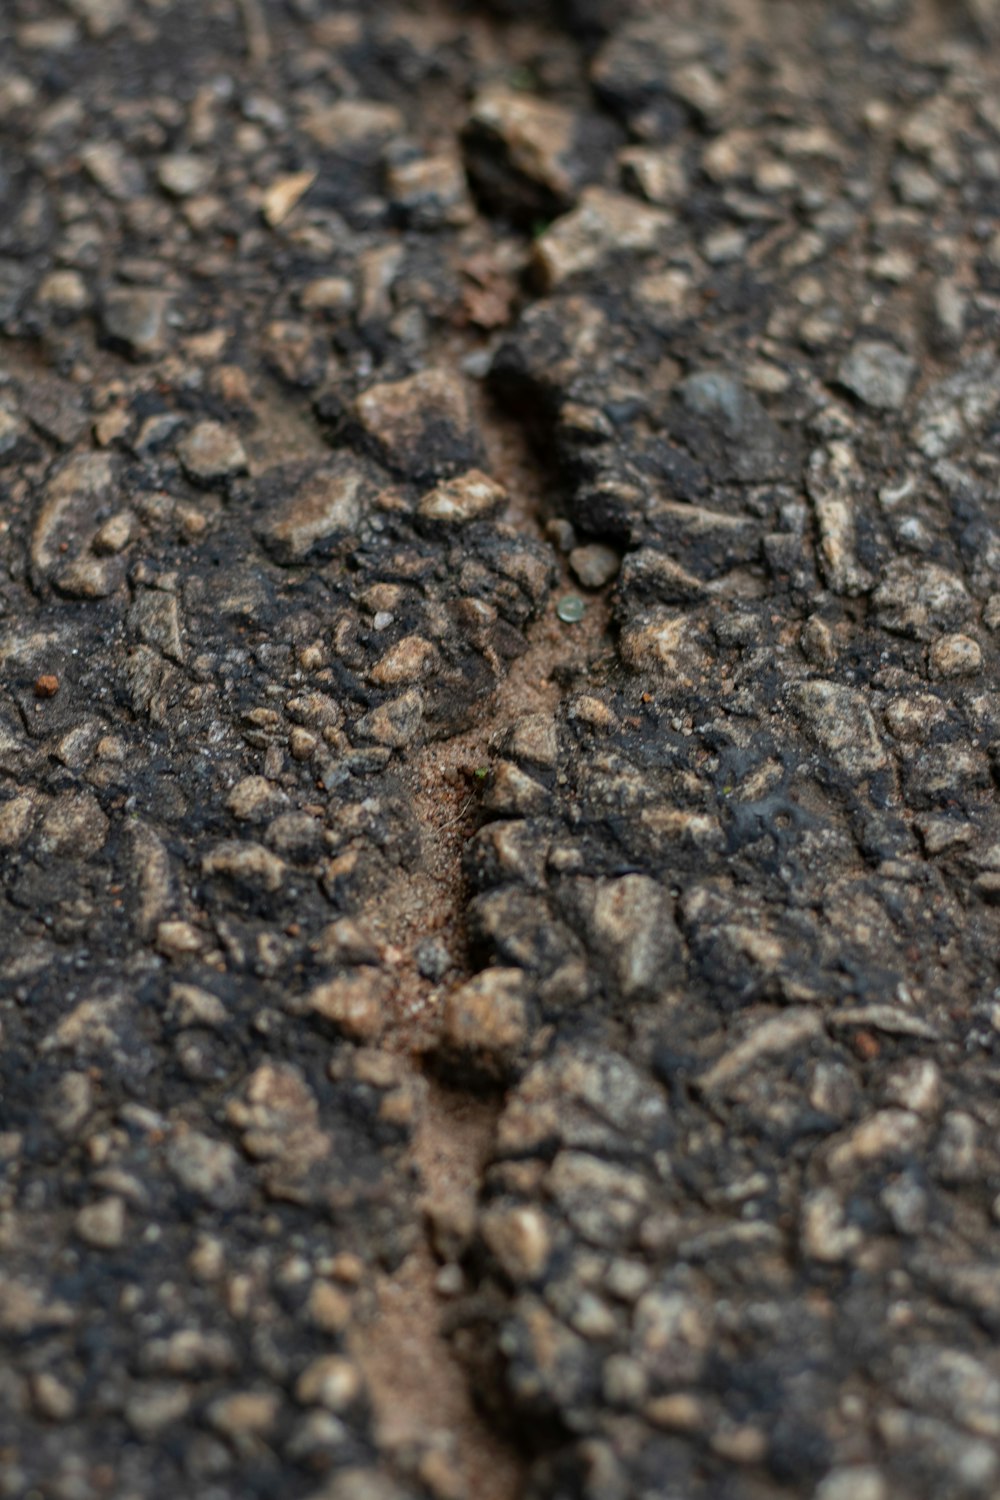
left=2, top=1, right=1000, bottom=1497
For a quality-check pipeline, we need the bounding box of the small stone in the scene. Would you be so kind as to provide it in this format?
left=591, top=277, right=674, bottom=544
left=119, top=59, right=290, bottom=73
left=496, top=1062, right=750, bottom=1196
left=415, top=937, right=452, bottom=981
left=65, top=0, right=127, bottom=37
left=295, top=1355, right=363, bottom=1412
left=483, top=761, right=549, bottom=816
left=353, top=369, right=480, bottom=481
left=928, top=633, right=982, bottom=678
left=569, top=544, right=619, bottom=588
left=556, top=593, right=586, bottom=623
left=155, top=920, right=206, bottom=959
left=369, top=635, right=437, bottom=687
left=532, top=188, right=670, bottom=290
left=417, top=470, right=506, bottom=526
left=355, top=690, right=424, bottom=749
left=0, top=408, right=26, bottom=456
left=289, top=726, right=317, bottom=761
left=177, top=421, right=248, bottom=485
left=202, top=841, right=286, bottom=893
left=385, top=147, right=473, bottom=228
left=438, top=968, right=528, bottom=1080
left=130, top=591, right=184, bottom=663
left=31, top=1371, right=77, bottom=1421
left=55, top=553, right=122, bottom=599
left=75, top=1195, right=126, bottom=1249
left=299, top=276, right=354, bottom=313
left=261, top=171, right=317, bottom=227
left=801, top=1187, right=863, bottom=1263
left=262, top=319, right=327, bottom=387
left=125, top=1384, right=192, bottom=1438
left=307, top=1280, right=353, bottom=1333
left=814, top=1469, right=887, bottom=1500
left=0, top=796, right=35, bottom=848
left=838, top=340, right=916, bottom=411
left=92, top=510, right=135, bottom=554
left=256, top=457, right=371, bottom=563
left=508, top=713, right=558, bottom=769
left=208, top=1390, right=280, bottom=1438
left=789, top=680, right=887, bottom=777
left=36, top=269, right=89, bottom=313
left=34, top=673, right=59, bottom=698
left=81, top=141, right=144, bottom=200
left=463, top=88, right=598, bottom=218
left=101, top=288, right=172, bottom=360
left=307, top=971, right=389, bottom=1042
left=480, top=1203, right=551, bottom=1281
left=166, top=1129, right=245, bottom=1208
left=167, top=983, right=228, bottom=1029
left=37, top=790, right=109, bottom=857
left=226, top=776, right=287, bottom=822
left=304, top=99, right=404, bottom=151
left=157, top=153, right=213, bottom=198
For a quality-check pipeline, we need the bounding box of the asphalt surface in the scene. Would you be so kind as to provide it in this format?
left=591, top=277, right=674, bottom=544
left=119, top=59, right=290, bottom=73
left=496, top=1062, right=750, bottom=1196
left=2, top=1, right=1000, bottom=1497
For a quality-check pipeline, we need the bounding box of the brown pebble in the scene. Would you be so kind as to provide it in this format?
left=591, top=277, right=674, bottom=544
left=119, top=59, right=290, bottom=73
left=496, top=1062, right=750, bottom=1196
left=34, top=674, right=60, bottom=698
left=852, top=1030, right=880, bottom=1061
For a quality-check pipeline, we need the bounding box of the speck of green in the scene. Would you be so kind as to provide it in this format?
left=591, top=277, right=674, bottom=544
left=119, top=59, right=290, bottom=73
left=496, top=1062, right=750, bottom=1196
left=508, top=66, right=537, bottom=92
left=474, top=767, right=488, bottom=781
left=531, top=218, right=552, bottom=240
left=556, top=593, right=586, bottom=624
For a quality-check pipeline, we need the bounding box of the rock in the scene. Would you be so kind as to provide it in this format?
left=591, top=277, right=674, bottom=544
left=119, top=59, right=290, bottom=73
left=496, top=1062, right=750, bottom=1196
left=295, top=1356, right=363, bottom=1412
left=463, top=88, right=612, bottom=219
left=81, top=141, right=144, bottom=200
left=788, top=680, right=888, bottom=777
left=569, top=543, right=620, bottom=587
left=369, top=635, right=437, bottom=686
left=532, top=188, right=670, bottom=289
left=261, top=170, right=317, bottom=227
left=130, top=590, right=184, bottom=662
left=838, top=340, right=917, bottom=411
left=101, top=288, right=172, bottom=359
left=255, top=457, right=374, bottom=563
left=384, top=145, right=473, bottom=228
left=75, top=1195, right=126, bottom=1249
left=304, top=99, right=404, bottom=151
left=352, top=369, right=481, bottom=481
left=207, top=1390, right=280, bottom=1438
left=177, top=421, right=248, bottom=485
left=307, top=971, right=390, bottom=1042
left=806, top=442, right=874, bottom=596
left=202, top=841, right=286, bottom=893
left=166, top=1129, right=245, bottom=1208
left=872, top=561, right=971, bottom=638
left=225, top=776, right=287, bottom=822
left=438, top=968, right=529, bottom=1080
left=928, top=633, right=982, bottom=678
left=355, top=690, right=424, bottom=748
left=417, top=470, right=507, bottom=526
left=157, top=153, right=213, bottom=198
left=36, top=790, right=109, bottom=857
left=31, top=451, right=118, bottom=580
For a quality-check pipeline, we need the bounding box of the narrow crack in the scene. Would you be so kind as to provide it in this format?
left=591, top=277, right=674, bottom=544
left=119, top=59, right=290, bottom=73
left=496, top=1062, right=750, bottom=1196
left=345, top=394, right=615, bottom=1493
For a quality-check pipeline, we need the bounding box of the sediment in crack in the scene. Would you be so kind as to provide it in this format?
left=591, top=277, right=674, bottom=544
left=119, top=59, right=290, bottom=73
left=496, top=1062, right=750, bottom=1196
left=343, top=397, right=616, bottom=1493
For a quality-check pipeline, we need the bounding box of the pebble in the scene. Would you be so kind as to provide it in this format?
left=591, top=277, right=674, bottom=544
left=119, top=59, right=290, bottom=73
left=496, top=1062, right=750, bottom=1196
left=556, top=593, right=586, bottom=623
left=928, top=633, right=982, bottom=678
left=569, top=543, right=620, bottom=588
left=838, top=340, right=917, bottom=411
left=101, top=287, right=172, bottom=359
left=75, top=1195, right=126, bottom=1250
left=177, top=421, right=248, bottom=485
